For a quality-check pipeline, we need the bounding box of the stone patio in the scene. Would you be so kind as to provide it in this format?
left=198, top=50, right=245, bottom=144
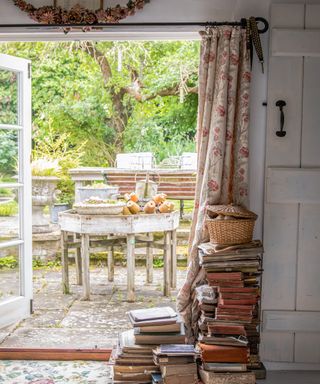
left=0, top=264, right=186, bottom=349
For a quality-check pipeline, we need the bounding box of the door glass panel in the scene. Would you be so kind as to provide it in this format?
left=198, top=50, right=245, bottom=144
left=0, top=69, right=18, bottom=125
left=0, top=188, right=19, bottom=244
left=0, top=129, right=19, bottom=182
left=0, top=245, right=20, bottom=302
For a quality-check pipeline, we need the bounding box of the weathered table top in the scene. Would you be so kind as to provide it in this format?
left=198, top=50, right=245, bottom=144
left=59, top=210, right=180, bottom=235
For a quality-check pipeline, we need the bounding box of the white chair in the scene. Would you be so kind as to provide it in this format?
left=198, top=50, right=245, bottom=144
left=116, top=152, right=154, bottom=170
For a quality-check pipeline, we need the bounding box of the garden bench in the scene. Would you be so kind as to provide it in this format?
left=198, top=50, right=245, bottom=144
left=69, top=167, right=196, bottom=218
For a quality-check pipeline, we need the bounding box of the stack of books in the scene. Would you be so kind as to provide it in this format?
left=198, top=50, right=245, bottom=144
left=129, top=307, right=186, bottom=345
left=112, top=329, right=158, bottom=383
left=196, top=241, right=264, bottom=383
left=153, top=344, right=198, bottom=384
left=112, top=307, right=186, bottom=383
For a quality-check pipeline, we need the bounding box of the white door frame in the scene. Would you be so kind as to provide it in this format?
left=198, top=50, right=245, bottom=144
left=0, top=53, right=32, bottom=328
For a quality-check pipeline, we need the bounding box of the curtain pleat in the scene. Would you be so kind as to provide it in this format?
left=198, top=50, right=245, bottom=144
left=177, top=27, right=251, bottom=341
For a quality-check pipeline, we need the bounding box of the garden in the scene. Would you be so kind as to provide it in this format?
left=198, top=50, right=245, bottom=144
left=0, top=39, right=199, bottom=297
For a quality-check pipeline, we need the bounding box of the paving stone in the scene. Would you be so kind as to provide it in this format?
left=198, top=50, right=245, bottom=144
left=19, top=310, right=66, bottom=328
left=33, top=293, right=76, bottom=311
left=1, top=327, right=117, bottom=349
left=0, top=266, right=186, bottom=349
left=0, top=331, right=10, bottom=343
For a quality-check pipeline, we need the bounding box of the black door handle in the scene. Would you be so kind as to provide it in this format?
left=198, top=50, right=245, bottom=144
left=275, top=100, right=286, bottom=137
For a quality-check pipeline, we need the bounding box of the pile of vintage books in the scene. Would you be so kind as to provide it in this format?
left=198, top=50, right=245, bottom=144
left=111, top=306, right=198, bottom=383
left=195, top=241, right=264, bottom=384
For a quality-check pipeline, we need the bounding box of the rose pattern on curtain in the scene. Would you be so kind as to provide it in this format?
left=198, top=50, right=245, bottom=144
left=176, top=26, right=251, bottom=341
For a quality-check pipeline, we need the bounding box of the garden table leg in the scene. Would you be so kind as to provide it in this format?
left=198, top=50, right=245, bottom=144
left=163, top=231, right=171, bottom=297
left=108, top=246, right=114, bottom=282
left=171, top=229, right=177, bottom=289
left=127, top=234, right=135, bottom=302
left=146, top=233, right=153, bottom=283
left=81, top=234, right=90, bottom=300
left=180, top=200, right=184, bottom=219
left=61, top=231, right=69, bottom=294
left=75, top=234, right=82, bottom=285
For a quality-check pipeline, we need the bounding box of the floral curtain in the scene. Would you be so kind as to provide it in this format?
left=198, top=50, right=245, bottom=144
left=176, top=26, right=251, bottom=341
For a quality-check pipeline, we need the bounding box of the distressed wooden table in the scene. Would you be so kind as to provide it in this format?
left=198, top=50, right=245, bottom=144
left=59, top=210, right=180, bottom=302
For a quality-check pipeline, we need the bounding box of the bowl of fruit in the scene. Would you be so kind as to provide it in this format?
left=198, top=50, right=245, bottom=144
left=73, top=197, right=125, bottom=215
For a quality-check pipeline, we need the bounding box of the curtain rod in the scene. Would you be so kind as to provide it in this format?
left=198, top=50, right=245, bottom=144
left=0, top=17, right=269, bottom=34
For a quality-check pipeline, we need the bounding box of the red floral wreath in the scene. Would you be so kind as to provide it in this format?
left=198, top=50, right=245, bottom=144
left=13, top=0, right=150, bottom=24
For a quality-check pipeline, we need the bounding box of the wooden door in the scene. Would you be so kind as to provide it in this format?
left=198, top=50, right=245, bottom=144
left=261, top=3, right=320, bottom=369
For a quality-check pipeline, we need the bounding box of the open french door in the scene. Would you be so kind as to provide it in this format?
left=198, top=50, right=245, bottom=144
left=0, top=53, right=32, bottom=328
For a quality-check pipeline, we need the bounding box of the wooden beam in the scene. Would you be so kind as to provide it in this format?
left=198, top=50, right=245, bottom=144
left=0, top=348, right=111, bottom=361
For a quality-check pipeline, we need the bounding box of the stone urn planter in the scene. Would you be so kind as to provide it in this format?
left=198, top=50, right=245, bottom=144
left=32, top=176, right=60, bottom=233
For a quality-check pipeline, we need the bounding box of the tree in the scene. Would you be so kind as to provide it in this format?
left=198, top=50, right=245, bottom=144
left=74, top=40, right=199, bottom=153
left=0, top=40, right=200, bottom=166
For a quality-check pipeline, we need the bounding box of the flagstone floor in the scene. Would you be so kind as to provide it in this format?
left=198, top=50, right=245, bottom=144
left=1, top=267, right=320, bottom=383
left=0, top=265, right=186, bottom=349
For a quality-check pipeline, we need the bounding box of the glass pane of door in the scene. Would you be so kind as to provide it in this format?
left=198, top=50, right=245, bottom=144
left=0, top=54, right=32, bottom=329
left=0, top=69, right=18, bottom=125
left=0, top=245, right=20, bottom=303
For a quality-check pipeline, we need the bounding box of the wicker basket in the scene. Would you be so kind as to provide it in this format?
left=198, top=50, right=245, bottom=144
left=205, top=204, right=257, bottom=245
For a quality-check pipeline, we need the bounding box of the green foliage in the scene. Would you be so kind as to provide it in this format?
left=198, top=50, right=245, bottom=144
left=0, top=200, right=18, bottom=216
left=0, top=130, right=18, bottom=176
left=0, top=40, right=199, bottom=170
left=0, top=256, right=18, bottom=270
left=32, top=127, right=85, bottom=204
left=153, top=258, right=164, bottom=268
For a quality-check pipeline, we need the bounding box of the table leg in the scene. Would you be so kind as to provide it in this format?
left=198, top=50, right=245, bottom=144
left=108, top=246, right=114, bottom=282
left=163, top=231, right=171, bottom=297
left=127, top=234, right=135, bottom=302
left=75, top=236, right=82, bottom=285
left=180, top=200, right=184, bottom=219
left=146, top=233, right=153, bottom=284
left=61, top=231, right=69, bottom=294
left=171, top=230, right=177, bottom=289
left=81, top=234, right=90, bottom=300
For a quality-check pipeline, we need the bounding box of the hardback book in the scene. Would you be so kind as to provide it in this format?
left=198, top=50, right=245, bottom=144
left=128, top=307, right=176, bottom=322
left=113, top=371, right=154, bottom=382
left=215, top=314, right=253, bottom=323
left=201, top=254, right=261, bottom=264
left=128, top=314, right=179, bottom=327
left=158, top=344, right=196, bottom=355
left=207, top=323, right=246, bottom=336
left=216, top=305, right=254, bottom=314
left=162, top=374, right=198, bottom=384
left=206, top=272, right=243, bottom=281
left=115, top=357, right=155, bottom=366
left=198, top=334, right=248, bottom=347
left=199, top=343, right=248, bottom=363
left=218, top=292, right=258, bottom=299
left=198, top=241, right=263, bottom=256
left=167, top=375, right=197, bottom=384
left=202, top=362, right=247, bottom=372
left=135, top=319, right=182, bottom=334
left=119, top=330, right=155, bottom=354
left=205, top=261, right=260, bottom=270
left=154, top=355, right=195, bottom=366
left=134, top=327, right=185, bottom=345
left=218, top=287, right=259, bottom=294
left=114, top=365, right=160, bottom=375
left=160, top=363, right=197, bottom=377
left=199, top=368, right=256, bottom=384
left=208, top=280, right=245, bottom=288
left=218, top=297, right=258, bottom=306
